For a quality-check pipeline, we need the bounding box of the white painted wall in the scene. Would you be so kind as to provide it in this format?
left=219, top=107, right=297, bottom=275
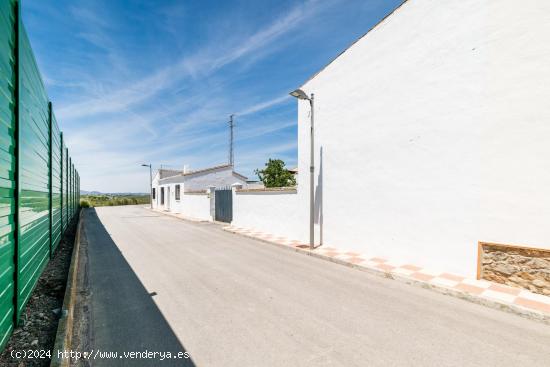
left=151, top=175, right=163, bottom=210
left=232, top=190, right=306, bottom=242
left=291, top=0, right=550, bottom=277
left=151, top=182, right=211, bottom=220
left=180, top=193, right=211, bottom=221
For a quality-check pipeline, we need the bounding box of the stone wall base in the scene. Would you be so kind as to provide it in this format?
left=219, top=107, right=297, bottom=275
left=478, top=242, right=550, bottom=296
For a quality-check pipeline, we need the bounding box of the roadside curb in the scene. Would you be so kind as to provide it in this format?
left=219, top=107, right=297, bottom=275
left=223, top=227, right=550, bottom=325
left=50, top=210, right=83, bottom=367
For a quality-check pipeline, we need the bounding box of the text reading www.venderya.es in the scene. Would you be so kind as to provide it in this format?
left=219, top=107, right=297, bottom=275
left=12, top=349, right=191, bottom=361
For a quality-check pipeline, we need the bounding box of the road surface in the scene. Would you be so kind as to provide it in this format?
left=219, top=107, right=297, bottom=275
left=78, top=205, right=550, bottom=366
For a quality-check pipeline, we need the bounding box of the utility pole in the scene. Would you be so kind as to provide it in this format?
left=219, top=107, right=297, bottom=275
left=229, top=114, right=234, bottom=166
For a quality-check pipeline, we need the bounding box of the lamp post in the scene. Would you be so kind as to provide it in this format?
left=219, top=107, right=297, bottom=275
left=141, top=164, right=153, bottom=209
left=289, top=89, right=315, bottom=249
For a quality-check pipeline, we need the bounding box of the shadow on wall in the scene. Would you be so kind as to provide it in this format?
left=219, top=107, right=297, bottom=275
left=82, top=208, right=196, bottom=366
left=314, top=146, right=324, bottom=245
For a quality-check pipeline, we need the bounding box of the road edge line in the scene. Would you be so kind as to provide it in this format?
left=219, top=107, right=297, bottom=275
left=50, top=209, right=83, bottom=367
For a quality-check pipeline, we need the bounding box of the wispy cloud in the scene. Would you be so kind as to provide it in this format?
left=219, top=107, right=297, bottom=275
left=23, top=0, right=401, bottom=192
left=237, top=95, right=291, bottom=117
left=56, top=1, right=315, bottom=121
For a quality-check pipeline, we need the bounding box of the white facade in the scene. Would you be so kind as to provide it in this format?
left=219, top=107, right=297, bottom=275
left=292, top=0, right=550, bottom=277
left=152, top=165, right=247, bottom=218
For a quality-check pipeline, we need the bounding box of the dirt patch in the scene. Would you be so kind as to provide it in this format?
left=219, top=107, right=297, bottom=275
left=69, top=219, right=91, bottom=367
left=0, top=219, right=78, bottom=367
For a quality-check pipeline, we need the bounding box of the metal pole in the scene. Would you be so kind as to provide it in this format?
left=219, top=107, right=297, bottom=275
left=149, top=164, right=153, bottom=209
left=229, top=114, right=234, bottom=166
left=309, top=94, right=315, bottom=249
left=13, top=0, right=21, bottom=324
left=48, top=102, right=53, bottom=259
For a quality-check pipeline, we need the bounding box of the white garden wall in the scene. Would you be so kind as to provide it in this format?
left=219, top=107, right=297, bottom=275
left=232, top=189, right=307, bottom=243
left=293, top=0, right=550, bottom=277
left=180, top=193, right=212, bottom=221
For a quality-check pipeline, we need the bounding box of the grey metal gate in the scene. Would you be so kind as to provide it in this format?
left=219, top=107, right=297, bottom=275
left=215, top=187, right=233, bottom=222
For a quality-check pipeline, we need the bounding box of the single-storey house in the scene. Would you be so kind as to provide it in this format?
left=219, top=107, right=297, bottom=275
left=152, top=164, right=247, bottom=214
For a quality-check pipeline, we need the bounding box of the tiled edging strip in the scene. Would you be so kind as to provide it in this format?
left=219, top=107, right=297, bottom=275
left=224, top=225, right=550, bottom=325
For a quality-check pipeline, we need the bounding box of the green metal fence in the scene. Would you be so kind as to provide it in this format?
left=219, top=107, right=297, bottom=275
left=0, top=0, right=80, bottom=350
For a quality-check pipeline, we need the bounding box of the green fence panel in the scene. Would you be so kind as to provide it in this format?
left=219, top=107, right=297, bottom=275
left=17, top=23, right=51, bottom=318
left=0, top=0, right=16, bottom=350
left=63, top=146, right=68, bottom=230
left=50, top=113, right=61, bottom=251
left=69, top=160, right=72, bottom=219
left=59, top=134, right=63, bottom=232
left=72, top=165, right=75, bottom=216
left=71, top=162, right=74, bottom=218
left=0, top=0, right=81, bottom=348
left=69, top=158, right=72, bottom=220
left=73, top=167, right=76, bottom=215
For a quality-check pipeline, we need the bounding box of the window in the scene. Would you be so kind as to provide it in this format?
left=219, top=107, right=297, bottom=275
left=152, top=188, right=156, bottom=199
left=175, top=185, right=181, bottom=200
left=160, top=187, right=165, bottom=205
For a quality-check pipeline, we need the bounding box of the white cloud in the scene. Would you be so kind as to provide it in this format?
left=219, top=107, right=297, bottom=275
left=237, top=95, right=291, bottom=117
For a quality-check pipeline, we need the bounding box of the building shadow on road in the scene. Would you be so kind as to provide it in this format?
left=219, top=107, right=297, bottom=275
left=78, top=208, right=196, bottom=366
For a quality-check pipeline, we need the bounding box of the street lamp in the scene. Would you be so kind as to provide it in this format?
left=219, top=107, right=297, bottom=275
left=289, top=88, right=315, bottom=250
left=141, top=164, right=153, bottom=209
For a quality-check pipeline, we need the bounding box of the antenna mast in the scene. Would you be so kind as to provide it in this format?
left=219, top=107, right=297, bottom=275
left=229, top=114, right=234, bottom=166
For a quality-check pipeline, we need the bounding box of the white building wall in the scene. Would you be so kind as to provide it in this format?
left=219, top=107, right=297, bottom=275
left=152, top=181, right=210, bottom=220
left=152, top=183, right=182, bottom=212
left=180, top=193, right=211, bottom=221
left=293, top=0, right=550, bottom=277
left=151, top=174, right=161, bottom=210
left=231, top=190, right=306, bottom=242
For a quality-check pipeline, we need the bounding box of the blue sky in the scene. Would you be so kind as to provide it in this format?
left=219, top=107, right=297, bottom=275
left=23, top=0, right=402, bottom=193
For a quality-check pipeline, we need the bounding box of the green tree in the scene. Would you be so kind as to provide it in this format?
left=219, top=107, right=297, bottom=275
left=255, top=159, right=296, bottom=188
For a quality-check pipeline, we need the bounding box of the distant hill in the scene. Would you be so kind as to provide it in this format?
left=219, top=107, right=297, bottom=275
left=80, top=190, right=148, bottom=196
left=80, top=190, right=102, bottom=195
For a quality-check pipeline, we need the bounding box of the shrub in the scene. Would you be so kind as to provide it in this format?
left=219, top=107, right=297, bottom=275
left=255, top=158, right=296, bottom=187
left=80, top=200, right=91, bottom=208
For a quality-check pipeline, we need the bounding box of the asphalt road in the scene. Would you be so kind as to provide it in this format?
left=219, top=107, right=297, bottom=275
left=80, top=205, right=550, bottom=366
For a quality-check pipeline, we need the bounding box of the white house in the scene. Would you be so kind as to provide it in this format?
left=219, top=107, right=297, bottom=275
left=152, top=164, right=247, bottom=219
left=231, top=0, right=550, bottom=280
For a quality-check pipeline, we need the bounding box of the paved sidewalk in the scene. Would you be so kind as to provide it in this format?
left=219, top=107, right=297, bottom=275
left=224, top=225, right=550, bottom=323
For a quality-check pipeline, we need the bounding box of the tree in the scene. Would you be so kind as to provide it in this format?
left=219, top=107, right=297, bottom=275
left=255, top=159, right=296, bottom=188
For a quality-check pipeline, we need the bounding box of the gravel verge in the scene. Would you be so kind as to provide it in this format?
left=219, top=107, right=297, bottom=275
left=0, top=220, right=77, bottom=367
